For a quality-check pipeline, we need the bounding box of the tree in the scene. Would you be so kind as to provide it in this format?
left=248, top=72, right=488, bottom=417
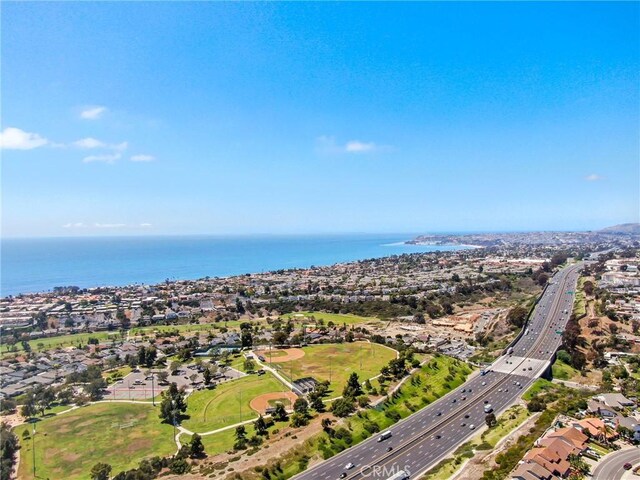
left=331, top=397, right=356, bottom=417
left=0, top=422, right=18, bottom=480
left=203, top=367, right=212, bottom=386
left=86, top=378, right=107, bottom=401
left=537, top=273, right=549, bottom=286
left=343, top=373, right=363, bottom=399
left=234, top=424, right=248, bottom=450
left=568, top=453, right=590, bottom=475
left=273, top=403, right=288, bottom=422
left=241, top=330, right=253, bottom=349
left=293, top=398, right=309, bottom=416
left=582, top=281, right=594, bottom=296
left=321, top=417, right=333, bottom=435
left=90, top=462, right=112, bottom=480
left=189, top=433, right=205, bottom=458
left=507, top=306, right=528, bottom=328
left=290, top=412, right=308, bottom=428
left=527, top=397, right=546, bottom=413
left=254, top=415, right=268, bottom=436
left=556, top=350, right=572, bottom=364
left=485, top=413, right=497, bottom=427
left=20, top=397, right=37, bottom=419
left=309, top=393, right=325, bottom=412
left=273, top=331, right=289, bottom=345
left=159, top=383, right=187, bottom=424
left=244, top=358, right=256, bottom=372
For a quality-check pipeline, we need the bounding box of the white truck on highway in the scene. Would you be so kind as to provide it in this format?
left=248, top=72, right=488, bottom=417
left=377, top=430, right=392, bottom=442
left=386, top=470, right=410, bottom=480
left=484, top=404, right=493, bottom=413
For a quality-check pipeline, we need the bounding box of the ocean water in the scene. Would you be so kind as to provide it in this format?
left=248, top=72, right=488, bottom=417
left=0, top=234, right=465, bottom=296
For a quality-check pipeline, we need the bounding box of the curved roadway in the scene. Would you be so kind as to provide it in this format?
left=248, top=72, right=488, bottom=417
left=592, top=448, right=640, bottom=480
left=294, top=263, right=583, bottom=480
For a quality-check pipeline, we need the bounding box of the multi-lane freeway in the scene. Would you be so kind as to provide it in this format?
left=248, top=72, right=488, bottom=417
left=295, top=263, right=583, bottom=480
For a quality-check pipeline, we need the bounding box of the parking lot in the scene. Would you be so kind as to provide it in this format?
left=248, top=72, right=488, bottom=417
left=104, top=364, right=245, bottom=400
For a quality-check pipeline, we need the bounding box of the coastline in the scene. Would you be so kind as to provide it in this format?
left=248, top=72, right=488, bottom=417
left=1, top=235, right=469, bottom=297
left=405, top=241, right=484, bottom=249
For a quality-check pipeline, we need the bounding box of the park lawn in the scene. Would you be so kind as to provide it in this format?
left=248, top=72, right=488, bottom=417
left=552, top=359, right=579, bottom=381
left=272, top=342, right=397, bottom=394
left=15, top=402, right=175, bottom=480
left=1, top=330, right=124, bottom=355
left=196, top=419, right=289, bottom=457
left=282, top=311, right=382, bottom=327
left=182, top=373, right=287, bottom=433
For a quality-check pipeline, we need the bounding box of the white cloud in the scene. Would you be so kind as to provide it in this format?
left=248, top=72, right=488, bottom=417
left=130, top=154, right=155, bottom=162
left=73, top=137, right=106, bottom=149
left=82, top=153, right=121, bottom=164
left=585, top=173, right=604, bottom=181
left=73, top=138, right=127, bottom=151
left=80, top=106, right=107, bottom=120
left=140, top=223, right=152, bottom=227
left=0, top=127, right=48, bottom=150
left=345, top=140, right=377, bottom=153
left=63, top=222, right=85, bottom=228
left=95, top=223, right=126, bottom=228
left=316, top=136, right=388, bottom=155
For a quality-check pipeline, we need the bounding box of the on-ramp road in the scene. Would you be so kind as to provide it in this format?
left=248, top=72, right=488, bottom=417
left=592, top=448, right=640, bottom=480
left=294, top=263, right=583, bottom=480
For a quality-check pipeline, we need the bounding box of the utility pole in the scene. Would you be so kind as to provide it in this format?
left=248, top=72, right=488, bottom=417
left=32, top=423, right=36, bottom=479
left=151, top=373, right=155, bottom=406
left=171, top=399, right=176, bottom=445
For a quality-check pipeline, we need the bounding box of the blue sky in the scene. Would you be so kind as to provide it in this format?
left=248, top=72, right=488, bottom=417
left=1, top=2, right=638, bottom=237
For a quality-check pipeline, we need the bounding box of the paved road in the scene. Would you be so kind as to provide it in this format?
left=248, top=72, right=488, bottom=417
left=592, top=448, right=640, bottom=480
left=294, top=263, right=583, bottom=480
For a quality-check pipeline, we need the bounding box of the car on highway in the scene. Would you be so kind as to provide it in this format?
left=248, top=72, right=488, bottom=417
left=469, top=424, right=476, bottom=430
left=339, top=473, right=347, bottom=479
left=624, top=463, right=633, bottom=470
left=436, top=412, right=442, bottom=416
left=434, top=434, right=441, bottom=439
left=386, top=446, right=393, bottom=452
left=345, top=463, right=355, bottom=470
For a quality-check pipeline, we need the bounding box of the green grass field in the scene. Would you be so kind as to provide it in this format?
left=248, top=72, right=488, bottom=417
left=271, top=342, right=397, bottom=394
left=479, top=405, right=530, bottom=447
left=522, top=378, right=556, bottom=401
left=0, top=330, right=125, bottom=355
left=15, top=402, right=175, bottom=480
left=0, top=319, right=265, bottom=355
left=282, top=311, right=383, bottom=327
left=573, top=277, right=587, bottom=318
left=552, top=359, right=580, bottom=380
left=182, top=373, right=287, bottom=433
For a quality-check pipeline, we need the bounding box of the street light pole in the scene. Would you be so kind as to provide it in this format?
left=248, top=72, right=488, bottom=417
left=151, top=373, right=155, bottom=406
left=32, top=422, right=36, bottom=479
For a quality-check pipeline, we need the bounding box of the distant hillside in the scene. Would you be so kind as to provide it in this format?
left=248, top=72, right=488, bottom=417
left=599, top=223, right=640, bottom=234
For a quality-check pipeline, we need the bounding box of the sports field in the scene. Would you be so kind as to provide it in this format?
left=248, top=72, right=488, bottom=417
left=272, top=342, right=397, bottom=394
left=282, top=311, right=383, bottom=327
left=15, top=402, right=175, bottom=480
left=182, top=372, right=288, bottom=432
